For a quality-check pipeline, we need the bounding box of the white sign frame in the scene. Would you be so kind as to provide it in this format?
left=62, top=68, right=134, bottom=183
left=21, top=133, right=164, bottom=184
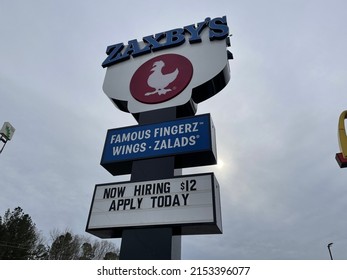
left=86, top=173, right=222, bottom=238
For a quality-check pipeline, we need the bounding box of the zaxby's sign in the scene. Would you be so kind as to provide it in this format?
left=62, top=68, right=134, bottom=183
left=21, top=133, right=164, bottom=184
left=102, top=16, right=231, bottom=114
left=86, top=17, right=231, bottom=245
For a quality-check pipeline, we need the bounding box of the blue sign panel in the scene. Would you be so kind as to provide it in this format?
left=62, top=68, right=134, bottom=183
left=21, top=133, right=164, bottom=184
left=101, top=114, right=217, bottom=175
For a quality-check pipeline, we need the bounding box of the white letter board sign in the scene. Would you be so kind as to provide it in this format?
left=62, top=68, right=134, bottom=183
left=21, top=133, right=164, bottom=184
left=86, top=172, right=222, bottom=238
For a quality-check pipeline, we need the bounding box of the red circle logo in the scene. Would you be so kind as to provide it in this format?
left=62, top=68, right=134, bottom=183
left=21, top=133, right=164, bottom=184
left=130, top=54, right=193, bottom=104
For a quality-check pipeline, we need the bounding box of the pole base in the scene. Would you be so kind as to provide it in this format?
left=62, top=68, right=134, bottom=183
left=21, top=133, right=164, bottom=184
left=119, top=227, right=181, bottom=260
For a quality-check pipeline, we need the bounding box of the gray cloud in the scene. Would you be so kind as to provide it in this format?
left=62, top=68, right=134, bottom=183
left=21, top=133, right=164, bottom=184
left=1, top=0, right=347, bottom=260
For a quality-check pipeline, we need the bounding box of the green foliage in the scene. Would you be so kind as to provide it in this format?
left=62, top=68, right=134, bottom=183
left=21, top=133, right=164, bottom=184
left=80, top=242, right=94, bottom=260
left=49, top=231, right=80, bottom=260
left=104, top=251, right=118, bottom=260
left=48, top=230, right=119, bottom=260
left=0, top=207, right=47, bottom=259
left=0, top=207, right=119, bottom=260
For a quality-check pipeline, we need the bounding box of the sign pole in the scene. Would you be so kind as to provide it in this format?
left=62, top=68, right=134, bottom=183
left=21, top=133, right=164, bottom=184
left=119, top=107, right=185, bottom=260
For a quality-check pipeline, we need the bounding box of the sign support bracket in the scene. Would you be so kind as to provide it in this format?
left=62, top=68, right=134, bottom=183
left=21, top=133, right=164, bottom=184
left=0, top=135, right=8, bottom=154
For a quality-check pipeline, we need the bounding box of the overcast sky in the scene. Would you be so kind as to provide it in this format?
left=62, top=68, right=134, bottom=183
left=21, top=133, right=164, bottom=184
left=1, top=0, right=347, bottom=260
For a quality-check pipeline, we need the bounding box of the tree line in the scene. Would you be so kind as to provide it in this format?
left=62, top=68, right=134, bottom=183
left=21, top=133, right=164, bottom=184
left=0, top=207, right=119, bottom=260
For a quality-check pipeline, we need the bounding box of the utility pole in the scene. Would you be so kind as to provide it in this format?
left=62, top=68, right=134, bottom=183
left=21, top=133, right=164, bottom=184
left=327, top=243, right=334, bottom=260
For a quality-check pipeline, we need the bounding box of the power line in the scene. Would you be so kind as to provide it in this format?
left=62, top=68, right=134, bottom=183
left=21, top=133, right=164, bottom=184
left=0, top=241, right=31, bottom=250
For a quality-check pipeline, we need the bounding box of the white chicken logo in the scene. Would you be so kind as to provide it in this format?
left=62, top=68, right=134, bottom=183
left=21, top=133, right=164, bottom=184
left=145, top=60, right=179, bottom=96
left=129, top=54, right=193, bottom=105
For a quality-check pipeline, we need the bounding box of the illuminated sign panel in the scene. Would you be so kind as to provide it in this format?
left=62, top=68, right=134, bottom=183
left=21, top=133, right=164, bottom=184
left=100, top=114, right=217, bottom=175
left=86, top=173, right=222, bottom=238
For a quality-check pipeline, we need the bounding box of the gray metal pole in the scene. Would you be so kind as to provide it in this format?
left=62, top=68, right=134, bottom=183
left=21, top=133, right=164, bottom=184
left=327, top=243, right=333, bottom=260
left=0, top=136, right=7, bottom=154
left=119, top=107, right=184, bottom=260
